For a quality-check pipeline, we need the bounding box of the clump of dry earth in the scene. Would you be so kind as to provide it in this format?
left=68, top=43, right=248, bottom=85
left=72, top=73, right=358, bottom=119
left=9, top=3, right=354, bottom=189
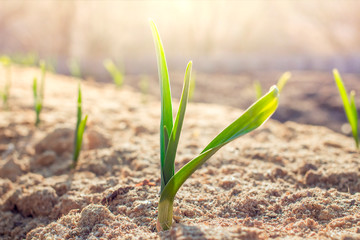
left=0, top=66, right=359, bottom=239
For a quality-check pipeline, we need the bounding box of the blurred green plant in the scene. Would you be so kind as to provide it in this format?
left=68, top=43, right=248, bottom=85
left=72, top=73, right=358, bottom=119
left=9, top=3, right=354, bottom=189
left=11, top=52, right=39, bottom=66
left=277, top=71, right=291, bottom=93
left=150, top=20, right=279, bottom=231
left=0, top=56, right=12, bottom=109
left=32, top=61, right=47, bottom=126
left=333, top=69, right=359, bottom=149
left=139, top=75, right=149, bottom=103
left=103, top=59, right=124, bottom=88
left=72, top=83, right=88, bottom=168
left=254, top=72, right=291, bottom=100
left=45, top=58, right=57, bottom=73
left=253, top=80, right=262, bottom=100
left=68, top=59, right=82, bottom=78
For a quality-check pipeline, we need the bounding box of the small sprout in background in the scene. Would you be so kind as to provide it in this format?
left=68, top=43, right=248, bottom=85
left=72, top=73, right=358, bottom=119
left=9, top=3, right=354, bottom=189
left=0, top=55, right=12, bottom=109
left=11, top=52, right=39, bottom=66
left=32, top=61, right=47, bottom=126
left=254, top=72, right=291, bottom=100
left=72, top=83, right=88, bottom=168
left=45, top=58, right=57, bottom=73
left=67, top=58, right=82, bottom=78
left=277, top=71, right=291, bottom=93
left=150, top=20, right=280, bottom=231
left=333, top=69, right=359, bottom=149
left=103, top=59, right=124, bottom=88
left=253, top=80, right=263, bottom=100
left=188, top=70, right=196, bottom=101
left=139, top=75, right=149, bottom=103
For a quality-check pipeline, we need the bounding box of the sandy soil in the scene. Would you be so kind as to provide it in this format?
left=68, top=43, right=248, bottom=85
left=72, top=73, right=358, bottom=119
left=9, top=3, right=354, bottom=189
left=1, top=66, right=360, bottom=239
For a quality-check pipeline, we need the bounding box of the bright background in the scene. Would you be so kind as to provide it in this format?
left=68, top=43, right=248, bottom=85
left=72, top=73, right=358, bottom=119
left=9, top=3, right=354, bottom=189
left=1, top=1, right=360, bottom=76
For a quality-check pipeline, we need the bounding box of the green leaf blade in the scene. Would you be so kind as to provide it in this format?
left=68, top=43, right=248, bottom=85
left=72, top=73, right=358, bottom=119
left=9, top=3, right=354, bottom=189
left=76, top=84, right=82, bottom=129
left=350, top=91, right=359, bottom=148
left=202, top=86, right=279, bottom=153
left=150, top=19, right=173, bottom=189
left=73, top=115, right=88, bottom=164
left=277, top=72, right=291, bottom=93
left=163, top=61, right=192, bottom=188
left=254, top=80, right=263, bottom=100
left=333, top=69, right=359, bottom=149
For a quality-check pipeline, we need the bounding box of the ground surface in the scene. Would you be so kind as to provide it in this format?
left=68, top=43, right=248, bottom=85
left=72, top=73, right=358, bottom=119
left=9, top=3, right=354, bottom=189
left=0, top=66, right=360, bottom=240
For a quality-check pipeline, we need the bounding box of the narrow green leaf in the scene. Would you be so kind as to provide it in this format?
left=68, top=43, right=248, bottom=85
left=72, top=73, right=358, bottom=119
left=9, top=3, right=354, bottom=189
left=150, top=19, right=173, bottom=187
left=76, top=84, right=82, bottom=129
left=350, top=91, right=359, bottom=148
left=103, top=59, right=124, bottom=87
left=73, top=83, right=83, bottom=164
left=73, top=115, right=88, bottom=164
left=39, top=60, right=46, bottom=100
left=254, top=80, right=262, bottom=100
left=163, top=61, right=192, bottom=189
left=333, top=69, right=359, bottom=148
left=33, top=77, right=38, bottom=99
left=202, top=86, right=279, bottom=153
left=277, top=72, right=291, bottom=93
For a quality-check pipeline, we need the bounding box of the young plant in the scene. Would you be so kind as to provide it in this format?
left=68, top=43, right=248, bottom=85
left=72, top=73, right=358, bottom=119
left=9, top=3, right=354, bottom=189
left=11, top=52, right=39, bottom=66
left=0, top=56, right=12, bottom=109
left=333, top=69, right=359, bottom=149
left=32, top=61, right=47, bottom=126
left=72, top=83, right=88, bottom=168
left=150, top=20, right=280, bottom=231
left=277, top=71, right=291, bottom=93
left=68, top=59, right=82, bottom=78
left=253, top=80, right=263, bottom=100
left=139, top=75, right=149, bottom=103
left=103, top=59, right=124, bottom=88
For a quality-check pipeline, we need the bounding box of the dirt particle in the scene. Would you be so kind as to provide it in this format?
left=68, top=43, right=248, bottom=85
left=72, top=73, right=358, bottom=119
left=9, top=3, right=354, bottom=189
left=304, top=170, right=321, bottom=185
left=298, top=163, right=317, bottom=175
left=0, top=178, right=13, bottom=198
left=219, top=176, right=238, bottom=189
left=34, top=150, right=56, bottom=166
left=0, top=157, right=29, bottom=181
left=35, top=128, right=74, bottom=155
left=12, top=186, right=58, bottom=217
left=85, top=128, right=111, bottom=150
left=78, top=204, right=115, bottom=229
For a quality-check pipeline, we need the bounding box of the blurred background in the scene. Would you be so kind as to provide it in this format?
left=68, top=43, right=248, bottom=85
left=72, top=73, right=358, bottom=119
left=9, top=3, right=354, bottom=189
left=0, top=0, right=359, bottom=132
left=1, top=1, right=360, bottom=74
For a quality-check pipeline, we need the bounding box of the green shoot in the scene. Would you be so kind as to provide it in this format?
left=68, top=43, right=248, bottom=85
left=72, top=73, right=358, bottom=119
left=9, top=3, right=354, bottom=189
left=254, top=80, right=262, bottom=100
left=254, top=72, right=290, bottom=100
left=139, top=75, right=149, bottom=103
left=11, top=52, right=39, bottom=66
left=72, top=83, right=88, bottom=168
left=150, top=20, right=280, bottom=231
left=277, top=71, right=291, bottom=93
left=32, top=61, right=47, bottom=126
left=32, top=78, right=41, bottom=126
left=333, top=69, right=359, bottom=149
left=0, top=56, right=12, bottom=109
left=68, top=59, right=82, bottom=78
left=188, top=70, right=196, bottom=101
left=45, top=58, right=57, bottom=73
left=103, top=59, right=124, bottom=88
